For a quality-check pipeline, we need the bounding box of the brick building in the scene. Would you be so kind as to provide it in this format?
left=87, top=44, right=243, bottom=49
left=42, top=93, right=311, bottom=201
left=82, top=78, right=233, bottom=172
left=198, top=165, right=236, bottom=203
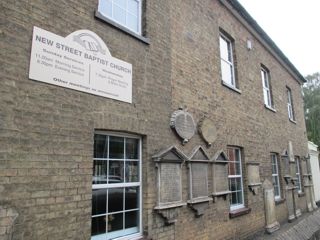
left=0, top=0, right=314, bottom=239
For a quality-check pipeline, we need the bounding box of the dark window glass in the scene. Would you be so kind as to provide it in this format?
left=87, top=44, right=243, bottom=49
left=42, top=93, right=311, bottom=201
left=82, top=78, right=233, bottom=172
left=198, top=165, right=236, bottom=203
left=94, top=134, right=108, bottom=158
left=108, top=188, right=124, bottom=213
left=125, top=211, right=139, bottom=229
left=109, top=136, right=124, bottom=159
left=126, top=138, right=139, bottom=159
left=92, top=189, right=107, bottom=215
left=125, top=161, right=139, bottom=182
left=108, top=213, right=123, bottom=232
left=93, top=160, right=108, bottom=184
left=91, top=216, right=106, bottom=236
left=109, top=160, right=124, bottom=183
left=125, top=187, right=138, bottom=210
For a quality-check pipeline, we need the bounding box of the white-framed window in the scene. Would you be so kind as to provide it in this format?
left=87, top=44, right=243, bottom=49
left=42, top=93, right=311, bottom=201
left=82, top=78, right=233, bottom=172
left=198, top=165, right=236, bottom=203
left=219, top=33, right=236, bottom=88
left=227, top=147, right=244, bottom=210
left=295, top=156, right=302, bottom=193
left=271, top=153, right=281, bottom=200
left=97, top=0, right=142, bottom=34
left=287, top=87, right=295, bottom=121
left=92, top=132, right=142, bottom=240
left=261, top=67, right=273, bottom=108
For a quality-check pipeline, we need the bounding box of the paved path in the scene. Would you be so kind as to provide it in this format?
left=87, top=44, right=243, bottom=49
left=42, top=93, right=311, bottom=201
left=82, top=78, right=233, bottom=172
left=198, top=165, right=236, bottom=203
left=255, top=209, right=320, bottom=240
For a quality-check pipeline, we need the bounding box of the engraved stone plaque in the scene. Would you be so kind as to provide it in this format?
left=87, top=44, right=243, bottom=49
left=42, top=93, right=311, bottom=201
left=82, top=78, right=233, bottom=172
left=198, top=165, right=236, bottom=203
left=170, top=108, right=196, bottom=144
left=191, top=163, right=208, bottom=198
left=214, top=165, right=229, bottom=193
left=212, top=151, right=230, bottom=198
left=160, top=163, right=182, bottom=203
left=198, top=117, right=217, bottom=146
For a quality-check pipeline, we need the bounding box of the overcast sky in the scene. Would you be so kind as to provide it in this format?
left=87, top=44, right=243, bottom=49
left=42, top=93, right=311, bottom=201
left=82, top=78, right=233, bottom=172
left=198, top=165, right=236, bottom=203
left=238, top=0, right=320, bottom=77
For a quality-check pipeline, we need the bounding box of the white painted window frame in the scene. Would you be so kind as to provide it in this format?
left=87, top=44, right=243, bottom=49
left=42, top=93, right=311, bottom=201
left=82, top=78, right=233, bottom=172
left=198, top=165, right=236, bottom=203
left=228, top=147, right=244, bottom=211
left=219, top=33, right=236, bottom=88
left=261, top=67, right=272, bottom=108
left=271, top=153, right=281, bottom=200
left=98, top=0, right=142, bottom=35
left=92, top=131, right=142, bottom=240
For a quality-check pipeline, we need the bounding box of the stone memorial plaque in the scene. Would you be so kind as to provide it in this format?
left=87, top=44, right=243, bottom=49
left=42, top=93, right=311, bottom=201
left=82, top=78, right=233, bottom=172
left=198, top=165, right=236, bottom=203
left=191, top=163, right=208, bottom=198
left=160, top=163, right=182, bottom=203
left=198, top=117, right=217, bottom=146
left=247, top=163, right=261, bottom=185
left=170, top=108, right=196, bottom=144
left=214, top=165, right=229, bottom=193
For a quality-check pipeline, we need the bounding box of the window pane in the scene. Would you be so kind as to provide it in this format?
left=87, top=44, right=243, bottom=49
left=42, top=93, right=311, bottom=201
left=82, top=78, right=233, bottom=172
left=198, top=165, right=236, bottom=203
left=92, top=189, right=107, bottom=215
left=115, top=0, right=127, bottom=9
left=109, top=160, right=124, bottom=183
left=113, top=4, right=126, bottom=26
left=93, top=160, right=108, bottom=184
left=125, top=161, right=139, bottom=182
left=229, top=178, right=236, bottom=191
left=109, top=136, right=124, bottom=159
left=92, top=216, right=106, bottom=236
left=228, top=148, right=235, bottom=161
left=125, top=138, right=139, bottom=159
left=126, top=13, right=138, bottom=32
left=235, top=149, right=241, bottom=162
left=229, top=161, right=236, bottom=175
left=98, top=0, right=112, bottom=17
left=108, top=188, right=124, bottom=213
left=231, top=191, right=237, bottom=205
left=236, top=190, right=243, bottom=204
left=107, top=213, right=123, bottom=232
left=125, top=187, right=139, bottom=210
left=125, top=211, right=139, bottom=229
left=128, top=0, right=138, bottom=15
left=219, top=36, right=229, bottom=61
left=221, top=61, right=233, bottom=86
left=94, top=134, right=108, bottom=158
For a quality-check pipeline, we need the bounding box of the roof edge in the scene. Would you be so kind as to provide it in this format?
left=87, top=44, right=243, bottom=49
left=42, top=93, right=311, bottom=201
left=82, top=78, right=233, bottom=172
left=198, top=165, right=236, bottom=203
left=220, top=0, right=306, bottom=84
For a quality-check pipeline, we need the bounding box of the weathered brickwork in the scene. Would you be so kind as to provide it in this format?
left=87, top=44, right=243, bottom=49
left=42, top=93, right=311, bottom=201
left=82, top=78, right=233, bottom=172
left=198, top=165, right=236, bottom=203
left=0, top=0, right=310, bottom=240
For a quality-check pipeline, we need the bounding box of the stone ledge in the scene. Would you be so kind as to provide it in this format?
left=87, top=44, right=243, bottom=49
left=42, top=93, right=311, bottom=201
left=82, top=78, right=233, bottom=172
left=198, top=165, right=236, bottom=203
left=229, top=207, right=251, bottom=219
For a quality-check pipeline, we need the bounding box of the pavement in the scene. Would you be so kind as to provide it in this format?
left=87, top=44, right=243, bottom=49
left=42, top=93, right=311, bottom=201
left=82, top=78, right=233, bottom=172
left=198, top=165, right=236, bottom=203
left=253, top=209, right=320, bottom=240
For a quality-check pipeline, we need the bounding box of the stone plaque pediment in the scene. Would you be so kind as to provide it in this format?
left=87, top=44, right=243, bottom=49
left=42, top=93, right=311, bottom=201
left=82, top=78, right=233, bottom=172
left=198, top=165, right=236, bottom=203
left=189, top=146, right=210, bottom=162
left=212, top=150, right=229, bottom=164
left=153, top=146, right=187, bottom=163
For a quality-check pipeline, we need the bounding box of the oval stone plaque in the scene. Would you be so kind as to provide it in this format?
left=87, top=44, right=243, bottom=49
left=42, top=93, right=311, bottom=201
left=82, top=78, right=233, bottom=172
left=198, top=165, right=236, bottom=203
left=170, top=109, right=196, bottom=144
left=198, top=117, right=217, bottom=146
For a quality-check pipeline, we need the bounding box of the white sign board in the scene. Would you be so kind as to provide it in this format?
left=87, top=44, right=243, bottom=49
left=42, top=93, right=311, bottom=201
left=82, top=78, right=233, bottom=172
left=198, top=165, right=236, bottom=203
left=29, top=26, right=132, bottom=103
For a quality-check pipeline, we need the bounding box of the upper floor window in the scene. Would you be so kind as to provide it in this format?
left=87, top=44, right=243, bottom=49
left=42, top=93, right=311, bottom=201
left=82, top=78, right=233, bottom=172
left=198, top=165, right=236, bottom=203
left=227, top=146, right=244, bottom=210
left=92, top=132, right=142, bottom=240
left=261, top=67, right=273, bottom=108
left=271, top=153, right=281, bottom=200
left=287, top=87, right=295, bottom=121
left=97, top=0, right=142, bottom=34
left=219, top=33, right=237, bottom=89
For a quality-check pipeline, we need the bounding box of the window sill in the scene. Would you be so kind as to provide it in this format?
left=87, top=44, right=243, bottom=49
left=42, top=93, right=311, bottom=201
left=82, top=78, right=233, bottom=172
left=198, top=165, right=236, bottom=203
left=264, top=104, right=276, bottom=113
left=275, top=198, right=285, bottom=205
left=229, top=207, right=251, bottom=218
left=221, top=81, right=241, bottom=94
left=289, top=118, right=297, bottom=124
left=95, top=10, right=150, bottom=45
left=298, top=192, right=305, bottom=197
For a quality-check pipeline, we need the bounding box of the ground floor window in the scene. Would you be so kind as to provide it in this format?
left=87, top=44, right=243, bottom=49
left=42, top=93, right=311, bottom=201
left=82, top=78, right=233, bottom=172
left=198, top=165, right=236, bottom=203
left=271, top=153, right=281, bottom=200
left=92, top=132, right=142, bottom=240
left=227, top=146, right=244, bottom=210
